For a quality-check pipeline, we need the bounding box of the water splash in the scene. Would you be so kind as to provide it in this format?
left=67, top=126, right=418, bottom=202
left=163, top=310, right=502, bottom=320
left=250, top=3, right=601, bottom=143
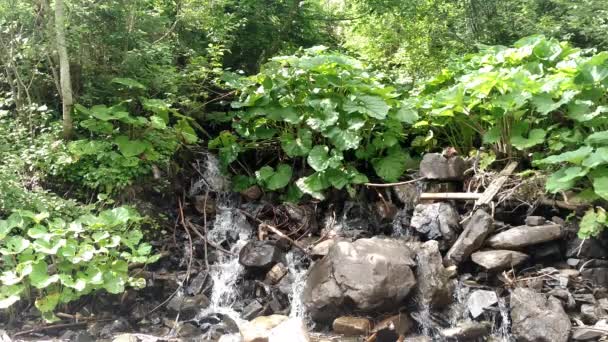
left=447, top=279, right=470, bottom=327
left=285, top=251, right=309, bottom=320
left=493, top=295, right=513, bottom=342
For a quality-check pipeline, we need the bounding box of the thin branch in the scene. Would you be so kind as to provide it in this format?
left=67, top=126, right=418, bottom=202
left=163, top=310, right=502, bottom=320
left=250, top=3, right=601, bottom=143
left=364, top=177, right=425, bottom=188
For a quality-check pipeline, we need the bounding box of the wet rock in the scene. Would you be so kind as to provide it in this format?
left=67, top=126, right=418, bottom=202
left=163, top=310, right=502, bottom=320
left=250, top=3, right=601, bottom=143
left=486, top=224, right=562, bottom=249
left=241, top=185, right=263, bottom=201
left=167, top=291, right=210, bottom=320
left=525, top=216, right=546, bottom=226
left=302, top=238, right=417, bottom=321
left=193, top=195, right=216, bottom=215
left=373, top=312, right=413, bottom=337
left=440, top=321, right=491, bottom=340
left=241, top=315, right=288, bottom=342
left=415, top=240, right=454, bottom=307
left=112, top=334, right=138, bottom=342
left=581, top=303, right=605, bottom=324
left=310, top=239, right=336, bottom=259
left=548, top=288, right=576, bottom=309
left=332, top=316, right=371, bottom=336
left=242, top=299, right=266, bottom=320
left=530, top=242, right=562, bottom=260
left=581, top=268, right=608, bottom=287
left=393, top=183, right=419, bottom=208
left=466, top=290, right=498, bottom=318
left=510, top=288, right=571, bottom=342
left=471, top=250, right=528, bottom=271
left=198, top=313, right=239, bottom=339
left=60, top=330, right=95, bottom=342
left=285, top=203, right=318, bottom=234
left=566, top=236, right=608, bottom=259
left=265, top=263, right=288, bottom=284
left=567, top=258, right=581, bottom=267
left=444, top=209, right=494, bottom=266
left=404, top=336, right=432, bottom=342
left=187, top=271, right=210, bottom=296
left=376, top=201, right=398, bottom=220
left=572, top=327, right=608, bottom=341
left=410, top=203, right=460, bottom=250
left=239, top=241, right=283, bottom=270
left=419, top=153, right=467, bottom=181
left=267, top=318, right=309, bottom=342
left=100, top=318, right=131, bottom=338
left=177, top=323, right=203, bottom=337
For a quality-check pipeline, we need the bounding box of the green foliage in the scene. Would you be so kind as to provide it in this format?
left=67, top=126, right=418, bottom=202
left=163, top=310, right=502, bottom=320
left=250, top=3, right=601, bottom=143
left=214, top=47, right=419, bottom=199
left=47, top=93, right=196, bottom=193
left=414, top=35, right=608, bottom=236
left=0, top=207, right=157, bottom=321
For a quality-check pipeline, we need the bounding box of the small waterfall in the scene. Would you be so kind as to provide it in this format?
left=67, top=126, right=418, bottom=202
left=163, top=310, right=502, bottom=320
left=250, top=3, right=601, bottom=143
left=493, top=296, right=513, bottom=342
left=285, top=251, right=308, bottom=320
left=447, top=279, right=470, bottom=327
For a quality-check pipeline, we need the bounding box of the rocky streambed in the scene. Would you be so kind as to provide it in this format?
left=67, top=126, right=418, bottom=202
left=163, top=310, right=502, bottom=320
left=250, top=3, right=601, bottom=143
left=3, top=153, right=608, bottom=342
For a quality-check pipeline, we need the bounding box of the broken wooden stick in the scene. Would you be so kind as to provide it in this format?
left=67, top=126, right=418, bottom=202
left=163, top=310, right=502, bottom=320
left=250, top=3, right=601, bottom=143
left=419, top=192, right=482, bottom=200
left=240, top=209, right=309, bottom=254
left=475, top=161, right=518, bottom=206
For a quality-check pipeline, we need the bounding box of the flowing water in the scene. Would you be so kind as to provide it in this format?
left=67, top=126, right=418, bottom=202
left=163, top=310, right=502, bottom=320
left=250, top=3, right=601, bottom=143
left=286, top=251, right=309, bottom=320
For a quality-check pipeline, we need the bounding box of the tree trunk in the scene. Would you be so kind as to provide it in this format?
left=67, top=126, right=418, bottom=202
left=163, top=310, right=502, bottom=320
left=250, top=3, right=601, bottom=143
left=54, top=0, right=73, bottom=139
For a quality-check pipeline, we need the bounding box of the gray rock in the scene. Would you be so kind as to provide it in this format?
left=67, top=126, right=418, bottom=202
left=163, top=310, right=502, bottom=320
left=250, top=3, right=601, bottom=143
left=486, top=224, right=562, bottom=249
left=242, top=300, right=265, bottom=320
left=547, top=288, right=576, bottom=309
left=301, top=238, right=417, bottom=321
left=525, top=216, right=546, bottom=226
left=581, top=268, right=608, bottom=287
left=112, top=335, right=138, bottom=342
left=187, top=271, right=210, bottom=296
left=581, top=303, right=605, bottom=324
left=510, top=288, right=571, bottom=342
left=239, top=241, right=283, bottom=270
left=393, top=183, right=419, bottom=208
left=167, top=291, right=210, bottom=320
left=100, top=319, right=130, bottom=338
left=466, top=290, right=498, bottom=318
left=415, top=240, right=454, bottom=307
left=440, top=321, right=491, bottom=340
left=471, top=250, right=528, bottom=271
left=332, top=316, right=372, bottom=336
left=411, top=203, right=460, bottom=250
left=419, top=153, right=467, bottom=181
left=529, top=242, right=561, bottom=260
left=444, top=209, right=494, bottom=266
left=572, top=327, right=607, bottom=341
left=566, top=236, right=608, bottom=259
left=310, top=239, right=336, bottom=258
left=567, top=258, right=581, bottom=267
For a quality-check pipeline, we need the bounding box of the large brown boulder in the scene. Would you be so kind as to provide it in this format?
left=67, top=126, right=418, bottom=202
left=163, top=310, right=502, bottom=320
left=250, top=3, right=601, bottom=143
left=301, top=238, right=417, bottom=321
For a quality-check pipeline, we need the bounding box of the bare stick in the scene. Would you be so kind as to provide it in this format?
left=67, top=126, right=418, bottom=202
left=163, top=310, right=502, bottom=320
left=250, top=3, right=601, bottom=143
left=419, top=193, right=482, bottom=200
left=475, top=161, right=518, bottom=207
left=240, top=209, right=309, bottom=254
left=364, top=177, right=425, bottom=188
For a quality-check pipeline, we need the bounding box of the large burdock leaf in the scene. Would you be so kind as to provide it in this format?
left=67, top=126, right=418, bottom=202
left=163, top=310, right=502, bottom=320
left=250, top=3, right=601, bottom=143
left=578, top=207, right=607, bottom=239
left=0, top=236, right=31, bottom=255
left=324, top=127, right=361, bottom=151
left=511, top=128, right=546, bottom=150
left=357, top=95, right=390, bottom=119
left=534, top=146, right=594, bottom=166
left=545, top=166, right=588, bottom=193
left=307, top=145, right=331, bottom=172
left=372, top=147, right=410, bottom=182
left=593, top=176, right=608, bottom=201
left=296, top=172, right=330, bottom=200
left=255, top=164, right=292, bottom=190
left=586, top=131, right=608, bottom=145
left=30, top=261, right=59, bottom=289
left=113, top=136, right=149, bottom=157
left=281, top=129, right=313, bottom=157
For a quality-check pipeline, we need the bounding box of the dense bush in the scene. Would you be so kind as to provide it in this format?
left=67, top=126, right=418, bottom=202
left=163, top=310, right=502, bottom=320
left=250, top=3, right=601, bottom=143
left=212, top=47, right=419, bottom=200
left=412, top=35, right=608, bottom=237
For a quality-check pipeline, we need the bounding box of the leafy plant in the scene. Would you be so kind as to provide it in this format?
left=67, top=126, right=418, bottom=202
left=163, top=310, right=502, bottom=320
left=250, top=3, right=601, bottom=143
left=0, top=207, right=157, bottom=321
left=414, top=35, right=608, bottom=237
left=48, top=88, right=197, bottom=193
left=212, top=47, right=419, bottom=199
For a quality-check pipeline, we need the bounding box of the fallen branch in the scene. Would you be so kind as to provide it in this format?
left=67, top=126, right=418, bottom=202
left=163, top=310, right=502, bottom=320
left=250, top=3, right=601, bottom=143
left=419, top=192, right=482, bottom=200
left=364, top=177, right=425, bottom=188
left=240, top=209, right=309, bottom=254
left=475, top=161, right=518, bottom=207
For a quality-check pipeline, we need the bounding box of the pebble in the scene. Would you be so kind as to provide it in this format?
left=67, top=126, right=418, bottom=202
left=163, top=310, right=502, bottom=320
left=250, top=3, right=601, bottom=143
left=332, top=316, right=371, bottom=336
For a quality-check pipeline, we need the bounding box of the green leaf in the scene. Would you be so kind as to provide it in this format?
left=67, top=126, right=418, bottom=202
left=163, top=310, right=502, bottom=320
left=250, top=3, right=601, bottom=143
left=0, top=236, right=31, bottom=255
left=325, top=127, right=361, bottom=151
left=511, top=128, right=546, bottom=150
left=586, top=131, right=608, bottom=145
left=593, top=176, right=608, bottom=201
left=535, top=146, right=594, bottom=166
left=545, top=166, right=587, bottom=193
left=255, top=165, right=292, bottom=191
left=35, top=292, right=61, bottom=318
left=111, top=77, right=146, bottom=90
left=114, top=136, right=149, bottom=157
left=307, top=145, right=331, bottom=172
left=372, top=147, right=409, bottom=182
left=395, top=102, right=419, bottom=124
left=0, top=285, right=23, bottom=309
left=296, top=172, right=330, bottom=200
left=281, top=129, right=313, bottom=157
left=30, top=261, right=59, bottom=289
left=176, top=119, right=198, bottom=144
left=578, top=207, right=607, bottom=239
left=357, top=95, right=390, bottom=119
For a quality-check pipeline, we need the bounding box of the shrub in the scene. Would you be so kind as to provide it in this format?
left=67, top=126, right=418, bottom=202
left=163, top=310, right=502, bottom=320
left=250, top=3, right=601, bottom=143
left=211, top=47, right=419, bottom=200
